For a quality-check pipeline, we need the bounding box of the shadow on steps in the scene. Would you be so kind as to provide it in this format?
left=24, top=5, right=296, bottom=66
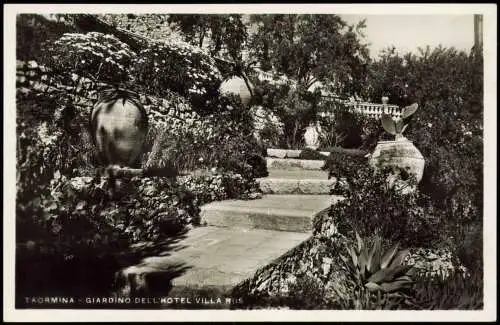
left=15, top=228, right=192, bottom=309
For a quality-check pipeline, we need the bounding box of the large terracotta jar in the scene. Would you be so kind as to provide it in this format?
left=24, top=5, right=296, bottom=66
left=369, top=138, right=425, bottom=184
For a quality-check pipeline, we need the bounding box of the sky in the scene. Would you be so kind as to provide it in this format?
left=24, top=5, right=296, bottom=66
left=340, top=15, right=475, bottom=59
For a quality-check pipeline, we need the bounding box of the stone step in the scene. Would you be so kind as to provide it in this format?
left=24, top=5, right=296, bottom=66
left=266, top=157, right=325, bottom=170
left=200, top=194, right=341, bottom=232
left=258, top=169, right=333, bottom=194
left=257, top=177, right=335, bottom=195
left=115, top=226, right=310, bottom=305
left=267, top=148, right=331, bottom=159
left=266, top=169, right=330, bottom=179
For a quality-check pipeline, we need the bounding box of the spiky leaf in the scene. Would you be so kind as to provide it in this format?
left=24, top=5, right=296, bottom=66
left=381, top=114, right=397, bottom=135
left=400, top=124, right=409, bottom=134
left=388, top=249, right=410, bottom=269
left=367, top=236, right=382, bottom=274
left=339, top=253, right=349, bottom=266
left=355, top=231, right=363, bottom=254
left=380, top=280, right=413, bottom=293
left=359, top=244, right=369, bottom=278
left=393, top=275, right=414, bottom=283
left=348, top=246, right=359, bottom=269
left=395, top=119, right=405, bottom=134
left=402, top=103, right=418, bottom=119
left=381, top=243, right=400, bottom=269
left=368, top=265, right=409, bottom=284
left=365, top=282, right=383, bottom=292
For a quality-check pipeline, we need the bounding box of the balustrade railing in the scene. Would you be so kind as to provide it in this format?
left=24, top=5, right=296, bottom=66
left=349, top=102, right=402, bottom=119
left=318, top=99, right=402, bottom=120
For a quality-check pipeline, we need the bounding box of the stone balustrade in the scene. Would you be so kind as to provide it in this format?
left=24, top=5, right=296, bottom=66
left=350, top=102, right=402, bottom=119
left=318, top=100, right=402, bottom=120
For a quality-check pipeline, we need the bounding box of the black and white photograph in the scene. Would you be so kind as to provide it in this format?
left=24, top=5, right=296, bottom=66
left=3, top=3, right=497, bottom=322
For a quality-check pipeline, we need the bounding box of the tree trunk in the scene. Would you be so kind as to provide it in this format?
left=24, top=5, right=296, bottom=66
left=198, top=28, right=206, bottom=48
left=71, top=14, right=148, bottom=52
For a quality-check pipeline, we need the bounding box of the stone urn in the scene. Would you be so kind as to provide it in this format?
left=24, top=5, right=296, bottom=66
left=304, top=121, right=322, bottom=150
left=369, top=137, right=425, bottom=186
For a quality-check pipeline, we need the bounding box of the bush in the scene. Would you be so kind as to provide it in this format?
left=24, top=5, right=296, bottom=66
left=40, top=32, right=136, bottom=86
left=298, top=148, right=328, bottom=161
left=178, top=171, right=262, bottom=205
left=322, top=148, right=369, bottom=184
left=365, top=46, right=483, bottom=250
left=16, top=172, right=201, bottom=298
left=131, top=40, right=223, bottom=113
left=251, top=76, right=321, bottom=149
left=315, top=164, right=443, bottom=248
left=317, top=100, right=388, bottom=150
left=410, top=271, right=483, bottom=310
left=144, top=95, right=267, bottom=180
left=320, top=103, right=364, bottom=149
left=250, top=105, right=284, bottom=148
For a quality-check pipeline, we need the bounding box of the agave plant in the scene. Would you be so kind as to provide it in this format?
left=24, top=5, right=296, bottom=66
left=340, top=232, right=415, bottom=293
left=381, top=103, right=418, bottom=141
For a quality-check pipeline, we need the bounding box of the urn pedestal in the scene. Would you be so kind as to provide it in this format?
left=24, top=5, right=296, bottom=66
left=369, top=139, right=425, bottom=193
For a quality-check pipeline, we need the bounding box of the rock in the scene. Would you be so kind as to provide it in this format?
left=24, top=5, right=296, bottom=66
left=69, top=176, right=94, bottom=193
left=267, top=148, right=287, bottom=159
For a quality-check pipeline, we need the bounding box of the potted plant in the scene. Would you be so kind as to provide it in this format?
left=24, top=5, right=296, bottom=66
left=369, top=103, right=425, bottom=189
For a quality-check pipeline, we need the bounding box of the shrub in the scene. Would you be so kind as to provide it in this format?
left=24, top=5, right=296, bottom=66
left=284, top=275, right=329, bottom=309
left=364, top=46, right=483, bottom=268
left=252, top=77, right=321, bottom=149
left=131, top=40, right=223, bottom=113
left=16, top=172, right=202, bottom=298
left=40, top=32, right=136, bottom=86
left=250, top=105, right=284, bottom=148
left=325, top=104, right=364, bottom=149
left=298, top=148, right=328, bottom=161
left=178, top=171, right=262, bottom=205
left=410, top=271, right=483, bottom=310
left=404, top=247, right=470, bottom=281
left=322, top=148, right=369, bottom=185
left=144, top=95, right=267, bottom=180
left=315, top=165, right=443, bottom=248
left=317, top=100, right=387, bottom=150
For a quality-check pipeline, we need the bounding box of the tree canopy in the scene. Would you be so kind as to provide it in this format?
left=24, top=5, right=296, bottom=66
left=247, top=14, right=370, bottom=97
left=167, top=14, right=248, bottom=61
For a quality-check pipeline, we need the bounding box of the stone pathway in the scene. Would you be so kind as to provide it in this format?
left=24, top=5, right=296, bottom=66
left=116, top=148, right=340, bottom=304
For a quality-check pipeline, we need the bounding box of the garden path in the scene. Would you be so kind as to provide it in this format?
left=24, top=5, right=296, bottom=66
left=115, top=149, right=341, bottom=307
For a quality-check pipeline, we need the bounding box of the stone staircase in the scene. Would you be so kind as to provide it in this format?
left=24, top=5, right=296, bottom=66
left=116, top=149, right=341, bottom=307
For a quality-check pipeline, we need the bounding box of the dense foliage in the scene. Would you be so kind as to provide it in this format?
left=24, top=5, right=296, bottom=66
left=316, top=165, right=443, bottom=249
left=16, top=22, right=266, bottom=299
left=168, top=14, right=248, bottom=61
left=248, top=15, right=370, bottom=96
left=16, top=14, right=76, bottom=62
left=41, top=32, right=136, bottom=86
left=364, top=46, right=484, bottom=273
left=132, top=40, right=223, bottom=112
